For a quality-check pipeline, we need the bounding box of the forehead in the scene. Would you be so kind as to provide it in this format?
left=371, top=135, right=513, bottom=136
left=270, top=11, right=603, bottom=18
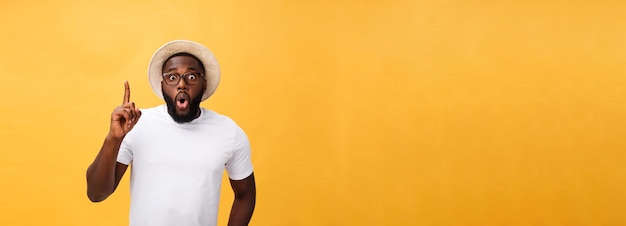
left=162, top=55, right=203, bottom=72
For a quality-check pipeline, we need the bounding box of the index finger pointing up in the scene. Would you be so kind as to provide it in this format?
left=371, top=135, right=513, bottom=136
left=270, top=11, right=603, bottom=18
left=123, top=80, right=130, bottom=104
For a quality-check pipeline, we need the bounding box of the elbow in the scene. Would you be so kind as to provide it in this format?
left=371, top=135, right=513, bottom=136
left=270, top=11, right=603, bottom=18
left=87, top=191, right=107, bottom=202
left=86, top=175, right=113, bottom=202
left=87, top=186, right=112, bottom=202
left=88, top=196, right=103, bottom=203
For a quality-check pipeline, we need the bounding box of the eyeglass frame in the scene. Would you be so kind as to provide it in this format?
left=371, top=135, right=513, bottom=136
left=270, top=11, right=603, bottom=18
left=161, top=72, right=206, bottom=86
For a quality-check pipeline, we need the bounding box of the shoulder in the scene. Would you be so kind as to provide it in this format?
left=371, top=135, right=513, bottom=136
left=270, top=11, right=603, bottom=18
left=200, top=109, right=248, bottom=137
left=135, top=105, right=172, bottom=122
left=200, top=108, right=240, bottom=126
left=140, top=105, right=166, bottom=116
left=128, top=105, right=170, bottom=131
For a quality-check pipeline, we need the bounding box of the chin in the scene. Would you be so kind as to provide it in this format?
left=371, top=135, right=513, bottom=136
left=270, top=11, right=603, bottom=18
left=176, top=108, right=191, bottom=116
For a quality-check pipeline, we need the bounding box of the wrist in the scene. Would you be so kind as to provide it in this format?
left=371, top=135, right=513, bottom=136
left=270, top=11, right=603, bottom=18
left=105, top=132, right=124, bottom=143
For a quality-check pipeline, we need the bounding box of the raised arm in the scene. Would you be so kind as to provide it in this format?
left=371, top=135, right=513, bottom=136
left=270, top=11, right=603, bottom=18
left=86, top=81, right=142, bottom=202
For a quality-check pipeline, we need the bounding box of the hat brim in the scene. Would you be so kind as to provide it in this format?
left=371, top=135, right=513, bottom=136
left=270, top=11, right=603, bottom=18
left=148, top=40, right=220, bottom=102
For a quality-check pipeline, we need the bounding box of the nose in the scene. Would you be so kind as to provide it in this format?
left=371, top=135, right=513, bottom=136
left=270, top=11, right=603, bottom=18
left=176, top=76, right=188, bottom=90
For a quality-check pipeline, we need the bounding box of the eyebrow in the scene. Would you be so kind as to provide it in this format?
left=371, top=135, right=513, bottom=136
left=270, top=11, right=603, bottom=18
left=163, top=67, right=200, bottom=73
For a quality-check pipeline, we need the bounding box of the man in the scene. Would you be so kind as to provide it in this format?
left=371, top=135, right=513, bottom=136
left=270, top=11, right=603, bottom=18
left=86, top=40, right=256, bottom=226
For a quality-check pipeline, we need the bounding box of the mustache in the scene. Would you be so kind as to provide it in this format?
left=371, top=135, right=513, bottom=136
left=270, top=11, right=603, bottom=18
left=176, top=92, right=190, bottom=99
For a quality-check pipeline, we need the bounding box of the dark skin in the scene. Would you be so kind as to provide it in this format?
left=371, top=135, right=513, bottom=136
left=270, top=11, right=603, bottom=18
left=86, top=55, right=256, bottom=226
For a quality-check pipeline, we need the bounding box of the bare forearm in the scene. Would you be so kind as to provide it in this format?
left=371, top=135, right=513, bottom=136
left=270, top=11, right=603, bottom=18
left=86, top=135, right=122, bottom=202
left=228, top=196, right=255, bottom=226
left=87, top=81, right=139, bottom=202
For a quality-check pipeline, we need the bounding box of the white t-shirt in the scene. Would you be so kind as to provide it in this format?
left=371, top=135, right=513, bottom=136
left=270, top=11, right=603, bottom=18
left=117, top=105, right=254, bottom=226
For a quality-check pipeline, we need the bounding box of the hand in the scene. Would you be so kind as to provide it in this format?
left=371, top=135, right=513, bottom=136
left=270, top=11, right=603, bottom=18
left=108, top=81, right=142, bottom=140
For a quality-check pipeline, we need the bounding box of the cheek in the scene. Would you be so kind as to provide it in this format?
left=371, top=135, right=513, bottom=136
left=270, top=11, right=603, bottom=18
left=192, top=86, right=205, bottom=97
left=195, top=82, right=207, bottom=95
left=161, top=84, right=177, bottom=96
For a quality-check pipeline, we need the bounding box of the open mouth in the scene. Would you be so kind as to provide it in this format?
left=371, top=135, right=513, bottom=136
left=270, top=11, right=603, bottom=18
left=175, top=93, right=190, bottom=109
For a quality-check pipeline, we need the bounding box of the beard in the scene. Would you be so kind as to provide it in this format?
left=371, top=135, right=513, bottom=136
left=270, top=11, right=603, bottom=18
left=163, top=90, right=203, bottom=123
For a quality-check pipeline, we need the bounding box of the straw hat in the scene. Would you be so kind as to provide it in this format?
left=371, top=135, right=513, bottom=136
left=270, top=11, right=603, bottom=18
left=147, top=40, right=220, bottom=101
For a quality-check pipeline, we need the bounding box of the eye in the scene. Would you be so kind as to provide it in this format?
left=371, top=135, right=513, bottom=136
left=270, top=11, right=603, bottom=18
left=168, top=74, right=178, bottom=81
left=187, top=73, right=197, bottom=80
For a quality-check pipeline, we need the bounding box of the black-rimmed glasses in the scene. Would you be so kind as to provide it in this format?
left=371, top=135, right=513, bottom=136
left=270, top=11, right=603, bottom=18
left=162, top=72, right=205, bottom=86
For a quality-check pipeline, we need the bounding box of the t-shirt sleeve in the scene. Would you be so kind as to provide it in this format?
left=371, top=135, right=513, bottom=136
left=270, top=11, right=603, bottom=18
left=226, top=126, right=254, bottom=180
left=117, top=136, right=133, bottom=165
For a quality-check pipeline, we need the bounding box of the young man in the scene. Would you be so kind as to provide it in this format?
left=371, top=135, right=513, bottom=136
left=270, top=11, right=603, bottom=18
left=86, top=40, right=256, bottom=226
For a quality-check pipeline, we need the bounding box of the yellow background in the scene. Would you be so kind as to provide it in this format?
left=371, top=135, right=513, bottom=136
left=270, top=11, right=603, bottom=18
left=1, top=0, right=625, bottom=225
